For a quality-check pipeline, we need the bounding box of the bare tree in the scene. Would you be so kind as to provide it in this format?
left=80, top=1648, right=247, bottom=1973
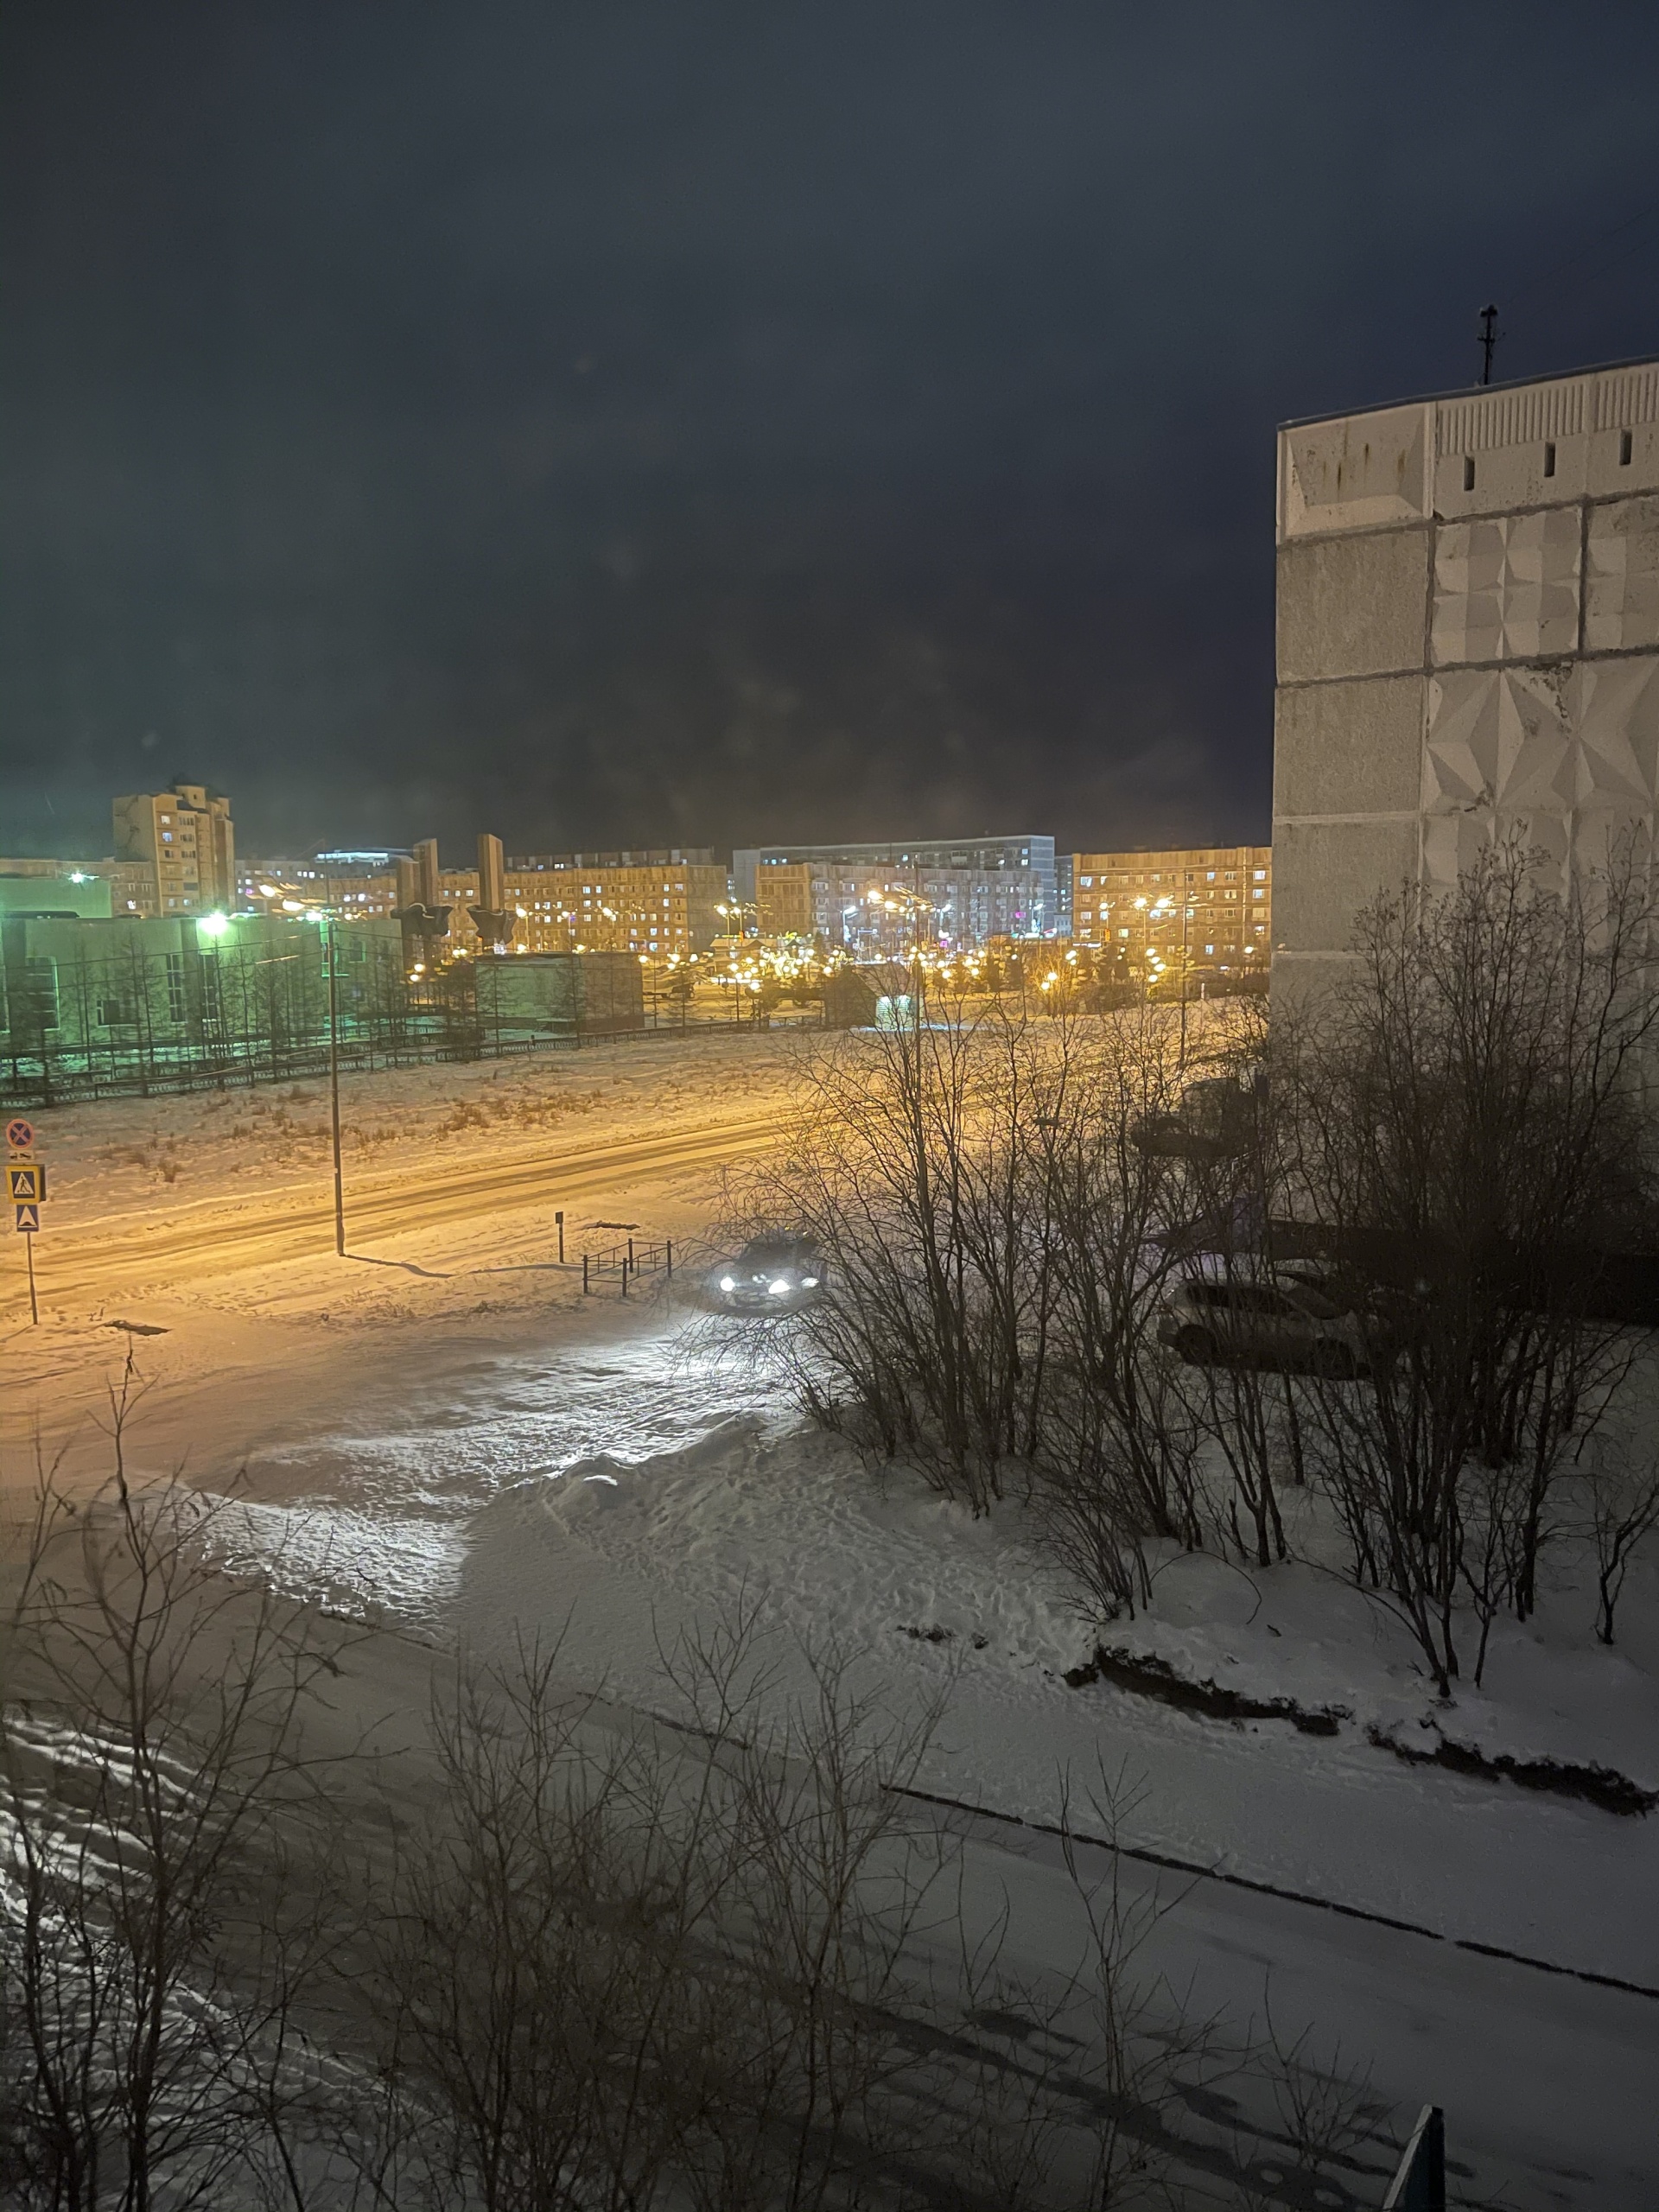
left=745, top=1003, right=1205, bottom=1613
left=345, top=1605, right=966, bottom=2212
left=1282, top=842, right=1659, bottom=1691
left=1579, top=1430, right=1659, bottom=1646
left=0, top=1373, right=349, bottom=2212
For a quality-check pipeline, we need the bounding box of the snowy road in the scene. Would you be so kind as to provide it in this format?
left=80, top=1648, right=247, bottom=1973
left=162, top=1312, right=1659, bottom=2209
left=41, top=1109, right=782, bottom=1300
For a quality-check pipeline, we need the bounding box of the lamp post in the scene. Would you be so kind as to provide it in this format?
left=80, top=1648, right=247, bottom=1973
left=327, top=918, right=344, bottom=1254
left=297, top=905, right=346, bottom=1256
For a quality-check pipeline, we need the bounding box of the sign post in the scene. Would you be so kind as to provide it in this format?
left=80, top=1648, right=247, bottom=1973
left=7, top=1119, right=41, bottom=1325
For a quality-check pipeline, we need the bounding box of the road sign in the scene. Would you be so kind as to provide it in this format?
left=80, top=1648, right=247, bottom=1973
left=14, top=1203, right=40, bottom=1234
left=6, top=1117, right=35, bottom=1150
left=5, top=1162, right=44, bottom=1204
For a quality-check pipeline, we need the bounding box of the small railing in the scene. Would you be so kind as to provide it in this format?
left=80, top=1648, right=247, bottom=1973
left=582, top=1237, right=674, bottom=1296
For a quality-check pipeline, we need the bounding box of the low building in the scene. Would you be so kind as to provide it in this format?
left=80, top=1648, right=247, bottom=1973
left=822, top=962, right=913, bottom=1028
left=0, top=911, right=404, bottom=1064
left=741, top=836, right=1058, bottom=950
left=0, top=873, right=113, bottom=920
left=473, top=950, right=645, bottom=1040
left=111, top=783, right=235, bottom=918
left=1071, top=845, right=1271, bottom=988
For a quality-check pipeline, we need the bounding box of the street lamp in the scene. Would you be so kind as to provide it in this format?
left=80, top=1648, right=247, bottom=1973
left=302, top=908, right=346, bottom=1257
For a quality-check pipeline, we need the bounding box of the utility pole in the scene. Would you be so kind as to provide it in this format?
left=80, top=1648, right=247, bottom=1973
left=1478, top=302, right=1501, bottom=385
left=326, top=913, right=345, bottom=1256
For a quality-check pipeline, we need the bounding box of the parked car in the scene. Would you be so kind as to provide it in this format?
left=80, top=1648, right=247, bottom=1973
left=1132, top=1072, right=1264, bottom=1161
left=708, top=1235, right=824, bottom=1314
left=1157, top=1273, right=1371, bottom=1376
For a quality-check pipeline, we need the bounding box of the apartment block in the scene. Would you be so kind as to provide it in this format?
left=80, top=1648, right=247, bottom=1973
left=496, top=855, right=728, bottom=957
left=111, top=784, right=235, bottom=917
left=1272, top=356, right=1659, bottom=992
left=740, top=836, right=1058, bottom=949
left=1071, top=845, right=1272, bottom=985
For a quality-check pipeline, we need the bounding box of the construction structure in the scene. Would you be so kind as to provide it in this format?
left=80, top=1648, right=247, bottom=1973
left=738, top=836, right=1059, bottom=950
left=111, top=783, right=235, bottom=917
left=1071, top=845, right=1271, bottom=991
left=1271, top=356, right=1659, bottom=993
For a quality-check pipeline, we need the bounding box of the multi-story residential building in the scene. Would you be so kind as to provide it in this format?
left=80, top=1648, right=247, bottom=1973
left=1071, top=845, right=1272, bottom=987
left=239, top=842, right=728, bottom=958
left=738, top=836, right=1058, bottom=949
left=499, top=852, right=728, bottom=957
left=241, top=861, right=403, bottom=917
left=111, top=784, right=235, bottom=918
left=238, top=851, right=411, bottom=914
left=1271, top=355, right=1659, bottom=995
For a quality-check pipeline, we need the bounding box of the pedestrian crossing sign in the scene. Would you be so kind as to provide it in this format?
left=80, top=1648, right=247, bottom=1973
left=5, top=1162, right=44, bottom=1204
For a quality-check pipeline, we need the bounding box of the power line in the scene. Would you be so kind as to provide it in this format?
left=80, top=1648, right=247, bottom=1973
left=1505, top=190, right=1659, bottom=308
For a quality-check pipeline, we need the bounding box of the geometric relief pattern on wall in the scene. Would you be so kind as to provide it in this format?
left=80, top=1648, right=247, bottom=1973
left=1421, top=657, right=1659, bottom=892
left=1586, top=496, right=1659, bottom=652
left=1431, top=508, right=1582, bottom=666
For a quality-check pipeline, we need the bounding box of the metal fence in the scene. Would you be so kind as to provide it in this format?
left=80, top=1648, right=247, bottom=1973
left=0, top=937, right=813, bottom=1110
left=581, top=1238, right=675, bottom=1296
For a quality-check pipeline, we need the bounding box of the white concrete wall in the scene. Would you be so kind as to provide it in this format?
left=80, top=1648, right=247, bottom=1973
left=1273, top=359, right=1659, bottom=983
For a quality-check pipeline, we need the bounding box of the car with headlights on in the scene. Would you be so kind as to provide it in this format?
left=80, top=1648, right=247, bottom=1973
left=709, top=1235, right=824, bottom=1314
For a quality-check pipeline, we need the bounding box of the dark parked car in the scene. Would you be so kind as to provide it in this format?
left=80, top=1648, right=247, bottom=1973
left=709, top=1235, right=824, bottom=1314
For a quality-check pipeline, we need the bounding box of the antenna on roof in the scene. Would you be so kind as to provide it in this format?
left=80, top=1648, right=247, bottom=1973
left=1478, top=302, right=1502, bottom=385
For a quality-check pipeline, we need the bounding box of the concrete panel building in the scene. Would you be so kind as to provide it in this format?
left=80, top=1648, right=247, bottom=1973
left=738, top=836, right=1058, bottom=950
left=1272, top=357, right=1659, bottom=991
left=493, top=855, right=727, bottom=957
left=1072, top=845, right=1271, bottom=988
left=111, top=784, right=235, bottom=918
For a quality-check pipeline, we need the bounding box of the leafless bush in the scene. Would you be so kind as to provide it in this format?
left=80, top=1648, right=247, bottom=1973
left=742, top=1003, right=1208, bottom=1611
left=342, top=1608, right=973, bottom=2212
left=0, top=1373, right=351, bottom=2211
left=1282, top=841, right=1659, bottom=1692
left=1577, top=1427, right=1659, bottom=1645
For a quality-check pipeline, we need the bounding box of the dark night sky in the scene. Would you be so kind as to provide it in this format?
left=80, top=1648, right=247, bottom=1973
left=3, top=3, right=1658, bottom=864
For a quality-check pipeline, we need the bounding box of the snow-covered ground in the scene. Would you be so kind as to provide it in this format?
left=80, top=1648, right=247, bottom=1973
left=134, top=1307, right=1659, bottom=2203
left=140, top=1307, right=1657, bottom=1980
left=7, top=1043, right=1659, bottom=2202
left=11, top=1027, right=805, bottom=1229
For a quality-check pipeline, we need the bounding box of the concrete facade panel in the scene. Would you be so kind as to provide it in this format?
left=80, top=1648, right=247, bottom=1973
left=1430, top=509, right=1581, bottom=664
left=1270, top=818, right=1418, bottom=958
left=1421, top=656, right=1659, bottom=893
left=1276, top=528, right=1429, bottom=684
left=1279, top=404, right=1430, bottom=539
left=1586, top=496, right=1659, bottom=652
left=1275, top=361, right=1659, bottom=996
left=1272, top=674, right=1424, bottom=820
